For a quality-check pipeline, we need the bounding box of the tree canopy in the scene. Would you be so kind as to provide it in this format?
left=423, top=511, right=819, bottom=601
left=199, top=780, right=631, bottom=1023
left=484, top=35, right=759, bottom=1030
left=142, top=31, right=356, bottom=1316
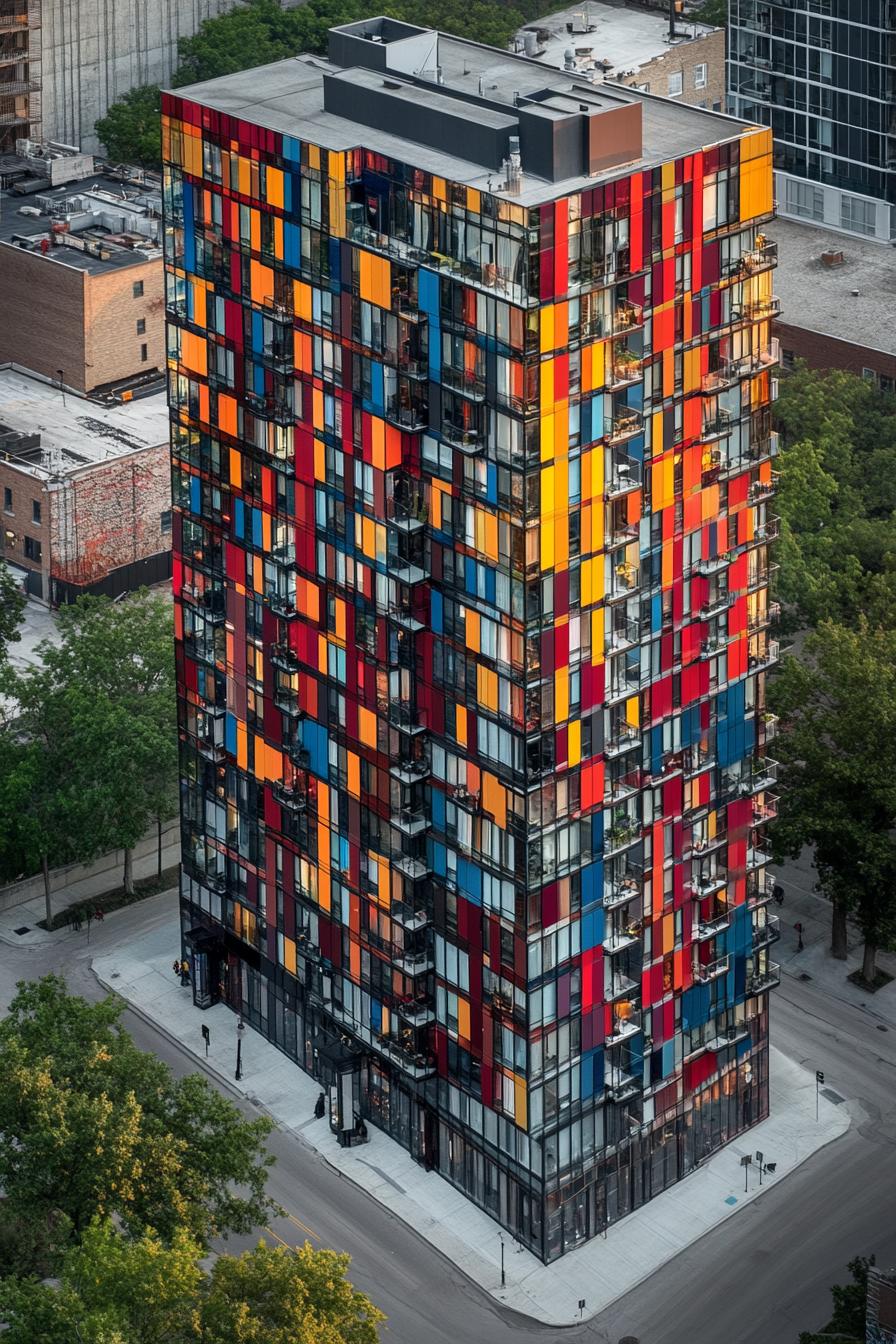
left=0, top=561, right=25, bottom=671
left=0, top=976, right=276, bottom=1265
left=0, top=589, right=177, bottom=901
left=96, top=0, right=559, bottom=163
left=799, top=1255, right=874, bottom=1344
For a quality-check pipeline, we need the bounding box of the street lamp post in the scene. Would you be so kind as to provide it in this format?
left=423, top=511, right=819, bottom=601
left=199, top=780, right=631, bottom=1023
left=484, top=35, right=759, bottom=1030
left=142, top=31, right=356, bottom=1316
left=235, top=1017, right=246, bottom=1081
left=499, top=1232, right=505, bottom=1288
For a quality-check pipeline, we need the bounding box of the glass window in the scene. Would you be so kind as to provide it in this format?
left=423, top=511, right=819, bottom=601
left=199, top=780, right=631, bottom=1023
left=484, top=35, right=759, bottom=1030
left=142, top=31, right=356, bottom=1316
left=694, top=63, right=707, bottom=90
left=668, top=71, right=683, bottom=98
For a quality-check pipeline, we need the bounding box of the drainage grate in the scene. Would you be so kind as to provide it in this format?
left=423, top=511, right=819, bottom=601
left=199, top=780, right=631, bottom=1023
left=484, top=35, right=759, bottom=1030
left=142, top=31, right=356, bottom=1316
left=821, top=1088, right=845, bottom=1105
left=12, top=926, right=29, bottom=935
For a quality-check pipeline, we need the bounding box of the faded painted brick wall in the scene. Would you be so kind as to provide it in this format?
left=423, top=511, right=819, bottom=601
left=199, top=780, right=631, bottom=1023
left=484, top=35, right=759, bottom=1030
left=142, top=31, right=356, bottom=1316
left=48, top=443, right=171, bottom=585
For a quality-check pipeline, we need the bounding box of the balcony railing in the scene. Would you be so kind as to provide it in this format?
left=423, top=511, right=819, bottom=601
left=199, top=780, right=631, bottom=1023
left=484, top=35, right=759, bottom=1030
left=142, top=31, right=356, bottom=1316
left=747, top=962, right=780, bottom=994
left=606, top=411, right=643, bottom=446
left=604, top=876, right=642, bottom=910
left=272, top=779, right=307, bottom=812
left=386, top=397, right=428, bottom=431
left=605, top=1008, right=642, bottom=1045
left=392, top=807, right=427, bottom=837
left=752, top=915, right=781, bottom=950
left=695, top=909, right=731, bottom=940
left=606, top=451, right=642, bottom=496
left=606, top=973, right=639, bottom=1003
left=606, top=1066, right=641, bottom=1101
left=693, top=954, right=730, bottom=983
left=441, top=422, right=484, bottom=454
left=605, top=723, right=641, bottom=757
left=613, top=300, right=644, bottom=334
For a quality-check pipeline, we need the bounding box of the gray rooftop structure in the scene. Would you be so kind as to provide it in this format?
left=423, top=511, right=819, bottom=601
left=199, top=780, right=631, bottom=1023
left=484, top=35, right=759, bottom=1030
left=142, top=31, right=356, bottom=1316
left=173, top=17, right=755, bottom=206
left=0, top=171, right=162, bottom=275
left=772, top=216, right=896, bottom=359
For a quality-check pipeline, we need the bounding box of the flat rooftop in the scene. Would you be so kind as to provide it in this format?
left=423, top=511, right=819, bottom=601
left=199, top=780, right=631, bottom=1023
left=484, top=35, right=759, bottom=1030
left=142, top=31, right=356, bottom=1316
left=519, top=2, right=718, bottom=83
left=171, top=19, right=753, bottom=205
left=0, top=369, right=169, bottom=479
left=0, top=171, right=162, bottom=275
left=772, top=216, right=896, bottom=358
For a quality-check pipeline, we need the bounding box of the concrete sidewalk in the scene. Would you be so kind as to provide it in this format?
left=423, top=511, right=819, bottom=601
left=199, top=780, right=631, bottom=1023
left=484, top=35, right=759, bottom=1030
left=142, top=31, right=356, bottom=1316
left=776, top=849, right=896, bottom=1028
left=93, top=905, right=851, bottom=1327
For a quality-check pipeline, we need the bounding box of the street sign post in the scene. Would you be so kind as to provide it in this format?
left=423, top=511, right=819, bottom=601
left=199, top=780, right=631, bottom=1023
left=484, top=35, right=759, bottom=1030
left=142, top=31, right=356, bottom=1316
left=816, top=1070, right=824, bottom=1123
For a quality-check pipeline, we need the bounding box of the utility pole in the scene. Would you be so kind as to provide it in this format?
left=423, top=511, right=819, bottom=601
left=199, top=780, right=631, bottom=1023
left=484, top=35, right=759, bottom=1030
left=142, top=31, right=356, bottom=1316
left=669, top=0, right=676, bottom=39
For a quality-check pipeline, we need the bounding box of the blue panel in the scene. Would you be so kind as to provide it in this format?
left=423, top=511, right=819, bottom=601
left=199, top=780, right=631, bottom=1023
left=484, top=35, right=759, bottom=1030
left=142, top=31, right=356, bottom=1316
left=300, top=719, right=329, bottom=779
left=183, top=185, right=195, bottom=273
left=456, top=858, right=482, bottom=905
left=486, top=463, right=498, bottom=504
left=282, top=135, right=302, bottom=163
left=225, top=712, right=237, bottom=756
left=581, top=860, right=602, bottom=907
left=662, top=1040, right=676, bottom=1077
left=371, top=1000, right=382, bottom=1031
left=581, top=906, right=605, bottom=950
left=284, top=221, right=301, bottom=270
left=430, top=589, right=443, bottom=633
left=417, top=268, right=439, bottom=315
left=428, top=839, right=447, bottom=878
left=251, top=508, right=263, bottom=549
left=328, top=237, right=341, bottom=285
left=592, top=810, right=604, bottom=853
left=581, top=1047, right=604, bottom=1099
left=233, top=498, right=245, bottom=539
left=430, top=787, right=446, bottom=833
left=681, top=983, right=712, bottom=1030
left=189, top=475, right=201, bottom=515
left=650, top=726, right=664, bottom=777
left=651, top=593, right=662, bottom=631
left=370, top=362, right=384, bottom=415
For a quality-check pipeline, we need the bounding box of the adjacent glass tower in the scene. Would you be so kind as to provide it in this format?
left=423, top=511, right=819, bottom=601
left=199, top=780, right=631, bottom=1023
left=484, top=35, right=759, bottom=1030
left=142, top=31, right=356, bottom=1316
left=164, top=18, right=780, bottom=1262
left=728, top=0, right=896, bottom=239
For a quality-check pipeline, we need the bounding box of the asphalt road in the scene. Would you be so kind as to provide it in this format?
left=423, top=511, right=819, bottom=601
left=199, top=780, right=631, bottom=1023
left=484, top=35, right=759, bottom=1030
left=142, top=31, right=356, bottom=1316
left=2, top=893, right=894, bottom=1344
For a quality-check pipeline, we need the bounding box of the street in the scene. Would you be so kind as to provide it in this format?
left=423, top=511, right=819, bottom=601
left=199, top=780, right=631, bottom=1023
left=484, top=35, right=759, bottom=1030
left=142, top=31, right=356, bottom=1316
left=1, top=891, right=894, bottom=1344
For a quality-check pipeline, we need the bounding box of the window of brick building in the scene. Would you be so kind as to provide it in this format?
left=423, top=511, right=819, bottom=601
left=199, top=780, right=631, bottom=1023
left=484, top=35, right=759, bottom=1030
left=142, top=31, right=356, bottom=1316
left=24, top=536, right=41, bottom=562
left=32, top=499, right=41, bottom=524
left=3, top=487, right=12, bottom=513
left=668, top=71, right=683, bottom=97
left=137, top=318, right=146, bottom=334
left=141, top=344, right=149, bottom=362
left=160, top=510, right=172, bottom=533
left=694, top=63, right=707, bottom=89
left=133, top=280, right=144, bottom=298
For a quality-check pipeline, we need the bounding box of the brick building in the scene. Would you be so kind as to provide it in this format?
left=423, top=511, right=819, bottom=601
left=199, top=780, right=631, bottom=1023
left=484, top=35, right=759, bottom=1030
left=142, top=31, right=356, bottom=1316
left=0, top=368, right=171, bottom=602
left=771, top=217, right=896, bottom=389
left=166, top=17, right=779, bottom=1260
left=520, top=3, right=725, bottom=111
left=0, top=174, right=164, bottom=394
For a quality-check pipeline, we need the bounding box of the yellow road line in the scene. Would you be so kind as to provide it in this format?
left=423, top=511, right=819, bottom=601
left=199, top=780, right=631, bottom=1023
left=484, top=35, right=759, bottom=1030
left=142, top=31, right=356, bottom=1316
left=264, top=1224, right=294, bottom=1250
left=286, top=1211, right=320, bottom=1241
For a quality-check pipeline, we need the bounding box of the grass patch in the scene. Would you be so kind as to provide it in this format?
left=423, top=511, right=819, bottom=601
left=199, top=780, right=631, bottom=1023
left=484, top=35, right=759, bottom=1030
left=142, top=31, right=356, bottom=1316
left=37, top=865, right=180, bottom=931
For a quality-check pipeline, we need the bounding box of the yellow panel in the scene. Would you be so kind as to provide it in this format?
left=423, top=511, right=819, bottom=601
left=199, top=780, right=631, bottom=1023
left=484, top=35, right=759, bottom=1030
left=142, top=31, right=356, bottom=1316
left=568, top=719, right=581, bottom=767
left=266, top=166, right=284, bottom=208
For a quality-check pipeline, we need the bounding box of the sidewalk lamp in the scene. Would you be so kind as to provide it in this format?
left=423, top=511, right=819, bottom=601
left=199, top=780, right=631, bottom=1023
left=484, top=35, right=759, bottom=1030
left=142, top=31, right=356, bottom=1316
left=235, top=1018, right=246, bottom=1081
left=741, top=1153, right=752, bottom=1193
left=499, top=1232, right=505, bottom=1288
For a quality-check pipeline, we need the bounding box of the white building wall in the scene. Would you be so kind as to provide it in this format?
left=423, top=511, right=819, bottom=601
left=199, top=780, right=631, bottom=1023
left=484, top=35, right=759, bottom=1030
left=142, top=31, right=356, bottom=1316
left=40, top=0, right=239, bottom=154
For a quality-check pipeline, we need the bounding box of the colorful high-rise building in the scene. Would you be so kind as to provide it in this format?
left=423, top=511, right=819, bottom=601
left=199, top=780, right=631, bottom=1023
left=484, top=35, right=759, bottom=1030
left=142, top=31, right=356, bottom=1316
left=164, top=19, right=781, bottom=1262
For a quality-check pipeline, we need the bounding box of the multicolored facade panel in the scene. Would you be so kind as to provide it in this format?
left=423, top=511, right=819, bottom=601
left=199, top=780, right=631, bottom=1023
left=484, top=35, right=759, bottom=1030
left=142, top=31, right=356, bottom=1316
left=164, top=19, right=780, bottom=1262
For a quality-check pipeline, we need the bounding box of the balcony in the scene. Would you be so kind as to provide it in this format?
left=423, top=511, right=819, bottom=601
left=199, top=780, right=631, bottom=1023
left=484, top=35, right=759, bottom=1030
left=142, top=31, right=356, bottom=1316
left=693, top=553, right=730, bottom=578
left=604, top=821, right=640, bottom=858
left=387, top=597, right=425, bottom=633
left=604, top=925, right=641, bottom=954
left=605, top=766, right=642, bottom=804
left=606, top=451, right=642, bottom=497
left=702, top=409, right=735, bottom=440
left=752, top=794, right=779, bottom=825
left=700, top=632, right=728, bottom=659
left=606, top=973, right=639, bottom=1003
left=391, top=903, right=429, bottom=933
left=686, top=828, right=728, bottom=860
left=690, top=871, right=728, bottom=900
left=374, top=1033, right=436, bottom=1080
left=607, top=352, right=643, bottom=391
left=392, top=852, right=430, bottom=882
left=744, top=295, right=781, bottom=321
left=259, top=339, right=294, bottom=374
left=272, top=779, right=307, bottom=812
left=388, top=701, right=427, bottom=735
left=441, top=421, right=485, bottom=454
left=267, top=589, right=299, bottom=619
left=605, top=1008, right=642, bottom=1045
left=393, top=949, right=434, bottom=977
left=609, top=561, right=640, bottom=603
left=740, top=757, right=779, bottom=795
left=748, top=873, right=776, bottom=910
left=387, top=482, right=427, bottom=533
left=390, top=754, right=430, bottom=785
left=606, top=411, right=643, bottom=447
left=746, top=845, right=772, bottom=872
left=441, top=365, right=486, bottom=401
left=273, top=685, right=302, bottom=717
left=607, top=663, right=642, bottom=705
left=387, top=553, right=429, bottom=586
left=747, top=962, right=780, bottom=994
left=695, top=909, right=731, bottom=940
left=396, top=997, right=435, bottom=1027
left=270, top=643, right=300, bottom=673
left=606, top=1066, right=641, bottom=1101
left=740, top=238, right=778, bottom=274
left=604, top=875, right=642, bottom=910
left=749, top=639, right=779, bottom=673
left=613, top=300, right=644, bottom=334
left=752, top=915, right=780, bottom=950
left=605, top=724, right=642, bottom=757
left=386, top=396, right=428, bottom=432
left=693, top=955, right=730, bottom=983
left=606, top=517, right=640, bottom=551
left=392, top=807, right=427, bottom=838
left=758, top=711, right=779, bottom=743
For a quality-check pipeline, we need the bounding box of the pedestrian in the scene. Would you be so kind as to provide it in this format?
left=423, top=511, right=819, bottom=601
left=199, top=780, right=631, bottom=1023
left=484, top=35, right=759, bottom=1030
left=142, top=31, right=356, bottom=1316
left=71, top=909, right=82, bottom=932
left=773, top=883, right=784, bottom=905
left=93, top=907, right=104, bottom=923
left=172, top=959, right=182, bottom=979
left=180, top=957, right=191, bottom=986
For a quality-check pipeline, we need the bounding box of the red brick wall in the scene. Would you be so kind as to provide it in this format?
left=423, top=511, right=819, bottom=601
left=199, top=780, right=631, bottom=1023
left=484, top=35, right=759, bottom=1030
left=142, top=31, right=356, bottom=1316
left=775, top=321, right=896, bottom=382
left=47, top=443, right=171, bottom=585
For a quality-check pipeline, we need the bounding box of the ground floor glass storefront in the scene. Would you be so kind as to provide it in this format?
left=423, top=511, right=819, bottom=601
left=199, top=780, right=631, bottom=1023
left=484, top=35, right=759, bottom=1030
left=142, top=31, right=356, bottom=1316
left=182, top=897, right=770, bottom=1263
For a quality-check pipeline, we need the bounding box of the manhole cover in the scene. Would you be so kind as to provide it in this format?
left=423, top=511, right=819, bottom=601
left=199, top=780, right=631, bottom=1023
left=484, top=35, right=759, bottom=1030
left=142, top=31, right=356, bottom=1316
left=12, top=926, right=29, bottom=935
left=799, top=972, right=812, bottom=981
left=821, top=1088, right=845, bottom=1105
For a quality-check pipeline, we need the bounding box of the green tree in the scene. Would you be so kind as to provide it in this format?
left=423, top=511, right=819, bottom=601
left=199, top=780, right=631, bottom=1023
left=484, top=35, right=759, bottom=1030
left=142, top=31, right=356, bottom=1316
left=692, top=0, right=727, bottom=24
left=0, top=560, right=25, bottom=668
left=0, top=977, right=277, bottom=1263
left=799, top=1255, right=874, bottom=1344
left=771, top=623, right=896, bottom=979
left=95, top=84, right=163, bottom=167
left=0, top=1222, right=384, bottom=1344
left=173, top=0, right=306, bottom=86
